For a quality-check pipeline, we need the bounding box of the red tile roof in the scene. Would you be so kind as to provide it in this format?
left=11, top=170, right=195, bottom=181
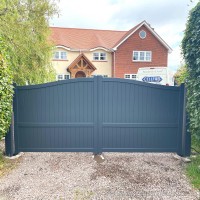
left=50, top=27, right=127, bottom=50
left=50, top=21, right=172, bottom=52
left=112, top=21, right=144, bottom=48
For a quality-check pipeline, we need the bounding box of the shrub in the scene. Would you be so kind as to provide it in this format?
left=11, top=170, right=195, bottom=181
left=0, top=37, right=13, bottom=139
left=182, top=2, right=200, bottom=138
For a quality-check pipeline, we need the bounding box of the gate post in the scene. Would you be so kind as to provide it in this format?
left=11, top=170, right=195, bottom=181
left=5, top=113, right=15, bottom=156
left=177, top=84, right=191, bottom=157
left=93, top=76, right=103, bottom=155
left=184, top=113, right=191, bottom=156
left=5, top=83, right=17, bottom=157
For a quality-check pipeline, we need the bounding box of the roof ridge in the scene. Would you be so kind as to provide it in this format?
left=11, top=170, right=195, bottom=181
left=50, top=26, right=127, bottom=32
left=49, top=21, right=171, bottom=51
left=112, top=22, right=142, bottom=48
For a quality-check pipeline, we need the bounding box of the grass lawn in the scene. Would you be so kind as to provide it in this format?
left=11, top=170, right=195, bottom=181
left=186, top=135, right=200, bottom=189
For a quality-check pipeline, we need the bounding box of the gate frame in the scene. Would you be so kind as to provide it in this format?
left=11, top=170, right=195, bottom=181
left=5, top=77, right=191, bottom=157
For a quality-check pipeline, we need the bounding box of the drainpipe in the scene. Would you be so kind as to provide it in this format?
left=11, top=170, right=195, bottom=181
left=113, top=51, right=116, bottom=78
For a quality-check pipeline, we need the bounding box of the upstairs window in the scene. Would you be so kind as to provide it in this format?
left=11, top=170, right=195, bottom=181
left=53, top=51, right=67, bottom=60
left=133, top=51, right=152, bottom=62
left=93, top=52, right=106, bottom=61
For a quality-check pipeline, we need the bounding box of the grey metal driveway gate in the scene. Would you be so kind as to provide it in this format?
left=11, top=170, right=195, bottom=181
left=6, top=76, right=191, bottom=157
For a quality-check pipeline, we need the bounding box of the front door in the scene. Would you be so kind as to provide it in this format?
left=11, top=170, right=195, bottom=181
left=75, top=71, right=86, bottom=78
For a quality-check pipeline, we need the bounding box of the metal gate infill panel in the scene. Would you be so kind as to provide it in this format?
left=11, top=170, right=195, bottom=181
left=14, top=78, right=96, bottom=153
left=100, top=78, right=181, bottom=153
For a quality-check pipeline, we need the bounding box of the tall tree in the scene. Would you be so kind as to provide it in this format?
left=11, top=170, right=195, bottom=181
left=0, top=0, right=58, bottom=85
left=0, top=0, right=58, bottom=138
left=182, top=2, right=200, bottom=138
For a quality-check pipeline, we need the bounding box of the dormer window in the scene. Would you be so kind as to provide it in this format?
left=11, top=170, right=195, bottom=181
left=93, top=52, right=106, bottom=61
left=53, top=51, right=67, bottom=60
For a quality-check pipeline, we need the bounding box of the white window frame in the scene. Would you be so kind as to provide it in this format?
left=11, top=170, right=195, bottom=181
left=133, top=51, right=152, bottom=62
left=91, top=75, right=108, bottom=78
left=56, top=74, right=70, bottom=81
left=93, top=52, right=107, bottom=61
left=53, top=51, right=67, bottom=60
left=124, top=74, right=137, bottom=80
left=139, top=30, right=147, bottom=39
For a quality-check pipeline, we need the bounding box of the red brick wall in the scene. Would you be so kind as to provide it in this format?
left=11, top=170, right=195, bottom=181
left=113, top=25, right=168, bottom=78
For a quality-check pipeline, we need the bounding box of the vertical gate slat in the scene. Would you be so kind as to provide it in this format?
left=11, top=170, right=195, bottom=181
left=93, top=76, right=99, bottom=153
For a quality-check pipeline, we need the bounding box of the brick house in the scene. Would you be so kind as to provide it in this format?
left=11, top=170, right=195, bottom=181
left=50, top=20, right=172, bottom=80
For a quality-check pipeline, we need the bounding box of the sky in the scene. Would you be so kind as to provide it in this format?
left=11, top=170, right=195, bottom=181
left=50, top=0, right=199, bottom=73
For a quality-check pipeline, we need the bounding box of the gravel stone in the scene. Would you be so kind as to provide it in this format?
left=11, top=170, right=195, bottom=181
left=0, top=152, right=199, bottom=200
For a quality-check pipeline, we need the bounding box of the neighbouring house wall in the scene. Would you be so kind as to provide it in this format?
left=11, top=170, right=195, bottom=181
left=52, top=48, right=112, bottom=78
left=114, top=25, right=168, bottom=78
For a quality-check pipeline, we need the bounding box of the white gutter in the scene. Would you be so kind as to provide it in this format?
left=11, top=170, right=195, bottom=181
left=56, top=45, right=114, bottom=53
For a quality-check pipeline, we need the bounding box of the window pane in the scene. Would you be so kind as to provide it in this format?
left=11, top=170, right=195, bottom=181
left=146, top=52, right=151, bottom=61
left=133, top=52, right=138, bottom=60
left=139, top=30, right=147, bottom=39
left=100, top=53, right=106, bottom=60
left=131, top=74, right=137, bottom=80
left=57, top=75, right=63, bottom=80
left=61, top=52, right=67, bottom=60
left=54, top=52, right=59, bottom=59
left=140, top=52, right=145, bottom=60
left=64, top=75, right=70, bottom=79
left=132, top=74, right=137, bottom=79
left=125, top=74, right=130, bottom=79
left=93, top=53, right=99, bottom=60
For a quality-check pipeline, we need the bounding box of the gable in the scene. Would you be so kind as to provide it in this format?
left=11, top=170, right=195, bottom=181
left=117, top=25, right=169, bottom=53
left=113, top=21, right=172, bottom=53
left=68, top=53, right=96, bottom=71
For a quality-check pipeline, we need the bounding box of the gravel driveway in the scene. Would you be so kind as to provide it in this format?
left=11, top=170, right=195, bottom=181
left=0, top=152, right=199, bottom=200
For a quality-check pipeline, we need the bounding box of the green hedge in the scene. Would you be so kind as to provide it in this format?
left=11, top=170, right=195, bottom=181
left=0, top=37, right=13, bottom=139
left=182, top=2, right=200, bottom=138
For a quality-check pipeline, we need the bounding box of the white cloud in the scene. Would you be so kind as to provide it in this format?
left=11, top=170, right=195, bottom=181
left=153, top=23, right=185, bottom=71
left=51, top=0, right=119, bottom=29
left=50, top=0, right=199, bottom=72
left=168, top=46, right=183, bottom=73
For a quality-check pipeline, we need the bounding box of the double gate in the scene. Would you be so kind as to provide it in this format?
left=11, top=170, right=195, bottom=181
left=6, top=76, right=191, bottom=156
